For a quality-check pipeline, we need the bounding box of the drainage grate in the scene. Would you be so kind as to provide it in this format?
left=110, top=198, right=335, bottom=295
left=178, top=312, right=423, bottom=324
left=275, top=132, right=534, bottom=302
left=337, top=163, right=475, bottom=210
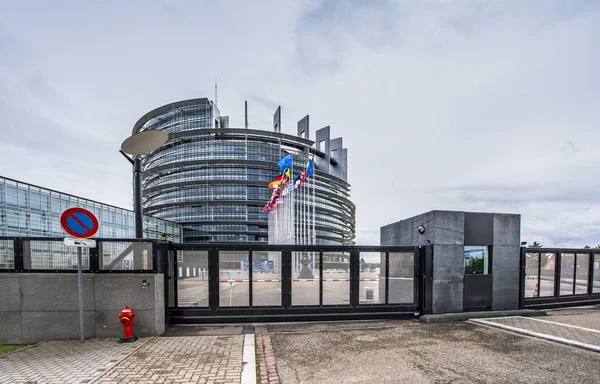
left=471, top=316, right=600, bottom=352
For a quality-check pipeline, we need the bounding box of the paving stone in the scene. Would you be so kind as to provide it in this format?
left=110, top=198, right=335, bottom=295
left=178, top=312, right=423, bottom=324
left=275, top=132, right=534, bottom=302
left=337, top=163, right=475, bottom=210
left=0, top=335, right=245, bottom=384
left=0, top=338, right=147, bottom=384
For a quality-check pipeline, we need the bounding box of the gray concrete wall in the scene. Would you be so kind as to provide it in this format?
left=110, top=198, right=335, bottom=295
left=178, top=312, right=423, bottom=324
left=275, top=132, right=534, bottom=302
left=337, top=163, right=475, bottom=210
left=381, top=211, right=465, bottom=313
left=0, top=273, right=165, bottom=344
left=381, top=211, right=434, bottom=246
left=492, top=214, right=521, bottom=310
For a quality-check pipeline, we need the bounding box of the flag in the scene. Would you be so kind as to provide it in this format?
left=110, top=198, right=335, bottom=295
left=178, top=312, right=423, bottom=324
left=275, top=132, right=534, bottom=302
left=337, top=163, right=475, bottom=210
left=307, top=157, right=314, bottom=177
left=268, top=173, right=285, bottom=189
left=293, top=170, right=303, bottom=184
left=268, top=169, right=291, bottom=189
left=293, top=169, right=305, bottom=189
left=277, top=154, right=293, bottom=172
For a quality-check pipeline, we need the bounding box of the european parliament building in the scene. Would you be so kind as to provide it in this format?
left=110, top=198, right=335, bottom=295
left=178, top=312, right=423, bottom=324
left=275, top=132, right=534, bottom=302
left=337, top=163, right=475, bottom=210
left=0, top=97, right=355, bottom=247
left=133, top=98, right=355, bottom=245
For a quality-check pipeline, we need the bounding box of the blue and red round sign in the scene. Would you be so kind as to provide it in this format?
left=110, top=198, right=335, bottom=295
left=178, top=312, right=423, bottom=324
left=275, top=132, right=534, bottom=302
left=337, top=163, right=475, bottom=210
left=60, top=207, right=99, bottom=238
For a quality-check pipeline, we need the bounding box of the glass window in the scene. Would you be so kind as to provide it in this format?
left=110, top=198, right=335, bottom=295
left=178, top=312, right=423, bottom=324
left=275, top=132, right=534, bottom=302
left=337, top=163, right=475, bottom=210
left=292, top=251, right=320, bottom=306
left=525, top=253, right=540, bottom=298
left=539, top=253, right=555, bottom=297
left=464, top=246, right=490, bottom=275
left=252, top=251, right=281, bottom=306
left=17, top=185, right=29, bottom=207
left=560, top=253, right=574, bottom=296
left=388, top=252, right=415, bottom=304
left=322, top=251, right=350, bottom=305
left=219, top=251, right=249, bottom=307
left=575, top=253, right=589, bottom=295
left=359, top=252, right=384, bottom=304
left=176, top=250, right=209, bottom=307
left=6, top=183, right=18, bottom=205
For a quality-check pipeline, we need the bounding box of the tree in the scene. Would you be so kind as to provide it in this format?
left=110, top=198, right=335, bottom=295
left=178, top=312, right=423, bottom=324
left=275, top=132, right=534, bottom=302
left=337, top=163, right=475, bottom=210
left=530, top=241, right=543, bottom=248
left=584, top=245, right=591, bottom=249
left=595, top=245, right=600, bottom=250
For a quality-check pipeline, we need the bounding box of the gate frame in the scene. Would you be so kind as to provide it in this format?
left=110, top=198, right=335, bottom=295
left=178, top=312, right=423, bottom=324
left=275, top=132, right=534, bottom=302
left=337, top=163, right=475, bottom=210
left=160, top=242, right=425, bottom=324
left=520, top=247, right=600, bottom=309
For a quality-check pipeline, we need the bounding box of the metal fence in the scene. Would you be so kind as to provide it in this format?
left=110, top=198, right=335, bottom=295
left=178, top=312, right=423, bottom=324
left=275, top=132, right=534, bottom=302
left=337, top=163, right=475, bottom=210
left=166, top=243, right=425, bottom=323
left=521, top=247, right=600, bottom=309
left=0, top=237, right=156, bottom=272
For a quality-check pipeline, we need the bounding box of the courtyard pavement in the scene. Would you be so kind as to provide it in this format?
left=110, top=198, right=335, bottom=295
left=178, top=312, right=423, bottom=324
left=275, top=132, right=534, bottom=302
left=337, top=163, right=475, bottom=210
left=265, top=310, right=600, bottom=384
left=0, top=335, right=244, bottom=384
left=3, top=306, right=600, bottom=384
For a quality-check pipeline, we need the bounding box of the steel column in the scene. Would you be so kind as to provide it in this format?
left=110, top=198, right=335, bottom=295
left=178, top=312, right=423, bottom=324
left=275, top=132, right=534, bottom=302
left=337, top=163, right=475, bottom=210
left=134, top=157, right=143, bottom=239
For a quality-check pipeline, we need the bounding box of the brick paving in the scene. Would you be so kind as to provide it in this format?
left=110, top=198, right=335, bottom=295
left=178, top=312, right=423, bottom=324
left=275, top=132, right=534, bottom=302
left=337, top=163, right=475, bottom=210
left=95, top=336, right=243, bottom=384
left=255, top=326, right=279, bottom=384
left=0, top=335, right=245, bottom=384
left=0, top=338, right=147, bottom=384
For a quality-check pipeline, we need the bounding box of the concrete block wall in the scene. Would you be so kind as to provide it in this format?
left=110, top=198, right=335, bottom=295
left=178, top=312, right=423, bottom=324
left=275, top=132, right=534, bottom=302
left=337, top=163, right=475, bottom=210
left=492, top=214, right=521, bottom=310
left=381, top=210, right=521, bottom=314
left=0, top=273, right=165, bottom=344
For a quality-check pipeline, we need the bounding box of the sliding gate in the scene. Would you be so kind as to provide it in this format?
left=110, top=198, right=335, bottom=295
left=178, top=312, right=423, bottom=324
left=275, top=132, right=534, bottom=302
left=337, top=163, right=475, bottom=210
left=521, top=247, right=600, bottom=309
left=165, top=243, right=423, bottom=323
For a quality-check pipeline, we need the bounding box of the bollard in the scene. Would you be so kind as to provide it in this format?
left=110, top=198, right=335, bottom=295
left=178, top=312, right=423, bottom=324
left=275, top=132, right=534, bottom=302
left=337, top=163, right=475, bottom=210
left=365, top=287, right=374, bottom=300
left=118, top=306, right=138, bottom=343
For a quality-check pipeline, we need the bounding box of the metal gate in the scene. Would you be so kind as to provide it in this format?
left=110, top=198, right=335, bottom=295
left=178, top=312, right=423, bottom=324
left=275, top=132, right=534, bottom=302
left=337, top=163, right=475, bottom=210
left=159, top=243, right=424, bottom=323
left=520, top=247, right=600, bottom=309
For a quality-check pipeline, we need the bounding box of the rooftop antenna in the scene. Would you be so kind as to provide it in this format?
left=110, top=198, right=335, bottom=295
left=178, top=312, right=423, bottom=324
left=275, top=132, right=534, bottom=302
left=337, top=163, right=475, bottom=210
left=214, top=77, right=218, bottom=105
left=245, top=100, right=248, bottom=129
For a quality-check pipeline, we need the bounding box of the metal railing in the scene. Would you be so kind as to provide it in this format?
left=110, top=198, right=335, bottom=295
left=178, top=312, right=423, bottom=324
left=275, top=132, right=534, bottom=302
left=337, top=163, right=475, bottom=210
left=0, top=237, right=157, bottom=273
left=166, top=242, right=426, bottom=323
left=521, top=247, right=600, bottom=309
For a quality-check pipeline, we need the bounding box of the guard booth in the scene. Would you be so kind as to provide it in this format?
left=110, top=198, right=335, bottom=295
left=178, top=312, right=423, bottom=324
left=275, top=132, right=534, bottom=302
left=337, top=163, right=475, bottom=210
left=156, top=243, right=425, bottom=324
left=381, top=211, right=522, bottom=314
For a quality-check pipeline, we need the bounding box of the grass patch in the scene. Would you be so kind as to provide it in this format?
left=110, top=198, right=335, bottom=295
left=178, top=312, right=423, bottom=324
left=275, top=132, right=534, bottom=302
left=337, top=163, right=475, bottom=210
left=0, top=345, right=28, bottom=357
left=256, top=347, right=261, bottom=383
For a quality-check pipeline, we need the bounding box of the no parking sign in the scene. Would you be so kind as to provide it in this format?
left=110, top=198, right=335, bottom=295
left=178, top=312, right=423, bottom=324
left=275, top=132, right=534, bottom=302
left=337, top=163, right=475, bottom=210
left=60, top=207, right=99, bottom=239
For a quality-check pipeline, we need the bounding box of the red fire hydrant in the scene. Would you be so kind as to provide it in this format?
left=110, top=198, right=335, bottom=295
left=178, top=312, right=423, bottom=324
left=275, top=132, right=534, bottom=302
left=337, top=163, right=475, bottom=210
left=118, top=306, right=138, bottom=343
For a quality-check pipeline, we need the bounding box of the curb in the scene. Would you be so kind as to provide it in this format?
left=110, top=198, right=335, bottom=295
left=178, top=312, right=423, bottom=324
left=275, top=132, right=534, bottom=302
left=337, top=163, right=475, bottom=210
left=241, top=334, right=257, bottom=384
left=420, top=309, right=547, bottom=323
left=470, top=317, right=600, bottom=353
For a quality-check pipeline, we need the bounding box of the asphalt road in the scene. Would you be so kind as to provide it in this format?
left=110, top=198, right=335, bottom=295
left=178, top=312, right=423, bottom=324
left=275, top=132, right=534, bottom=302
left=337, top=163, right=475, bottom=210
left=268, top=320, right=600, bottom=384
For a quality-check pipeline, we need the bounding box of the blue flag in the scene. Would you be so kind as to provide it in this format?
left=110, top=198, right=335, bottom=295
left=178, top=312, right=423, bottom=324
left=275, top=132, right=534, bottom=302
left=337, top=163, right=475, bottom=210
left=277, top=154, right=293, bottom=172
left=307, top=157, right=315, bottom=177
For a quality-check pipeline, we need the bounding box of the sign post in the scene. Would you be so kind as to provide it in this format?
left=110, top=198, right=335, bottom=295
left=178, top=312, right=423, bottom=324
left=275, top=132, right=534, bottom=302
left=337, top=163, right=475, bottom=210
left=60, top=207, right=99, bottom=343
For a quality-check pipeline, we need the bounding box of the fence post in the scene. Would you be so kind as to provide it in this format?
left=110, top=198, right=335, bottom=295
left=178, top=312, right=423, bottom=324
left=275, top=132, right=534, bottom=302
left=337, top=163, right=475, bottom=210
left=13, top=238, right=24, bottom=272
left=422, top=245, right=433, bottom=315
left=519, top=247, right=525, bottom=309
left=350, top=248, right=360, bottom=307
left=156, top=241, right=169, bottom=322
left=89, top=241, right=99, bottom=272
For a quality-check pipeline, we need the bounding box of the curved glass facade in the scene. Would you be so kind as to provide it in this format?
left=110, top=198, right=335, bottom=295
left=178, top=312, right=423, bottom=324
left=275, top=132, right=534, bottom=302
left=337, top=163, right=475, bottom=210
left=134, top=98, right=355, bottom=244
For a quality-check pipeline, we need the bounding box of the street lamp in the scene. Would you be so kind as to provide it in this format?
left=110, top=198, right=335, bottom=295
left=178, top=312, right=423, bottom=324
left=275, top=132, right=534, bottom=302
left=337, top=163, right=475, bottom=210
left=120, top=130, right=168, bottom=239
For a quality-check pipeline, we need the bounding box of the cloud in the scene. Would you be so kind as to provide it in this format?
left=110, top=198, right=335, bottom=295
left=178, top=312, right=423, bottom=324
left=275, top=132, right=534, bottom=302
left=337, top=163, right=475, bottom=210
left=1, top=1, right=599, bottom=248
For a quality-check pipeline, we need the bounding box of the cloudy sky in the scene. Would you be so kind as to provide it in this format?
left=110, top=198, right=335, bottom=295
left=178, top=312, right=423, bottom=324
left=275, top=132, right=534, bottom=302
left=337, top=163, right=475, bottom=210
left=1, top=1, right=599, bottom=247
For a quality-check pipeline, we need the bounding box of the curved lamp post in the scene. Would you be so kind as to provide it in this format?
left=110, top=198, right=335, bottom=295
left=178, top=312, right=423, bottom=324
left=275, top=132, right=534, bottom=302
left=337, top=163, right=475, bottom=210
left=120, top=130, right=168, bottom=239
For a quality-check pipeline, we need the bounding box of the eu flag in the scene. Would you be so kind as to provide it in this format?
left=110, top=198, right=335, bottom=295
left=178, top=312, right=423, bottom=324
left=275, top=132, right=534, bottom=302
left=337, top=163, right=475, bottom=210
left=307, top=157, right=315, bottom=177
left=277, top=154, right=293, bottom=172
